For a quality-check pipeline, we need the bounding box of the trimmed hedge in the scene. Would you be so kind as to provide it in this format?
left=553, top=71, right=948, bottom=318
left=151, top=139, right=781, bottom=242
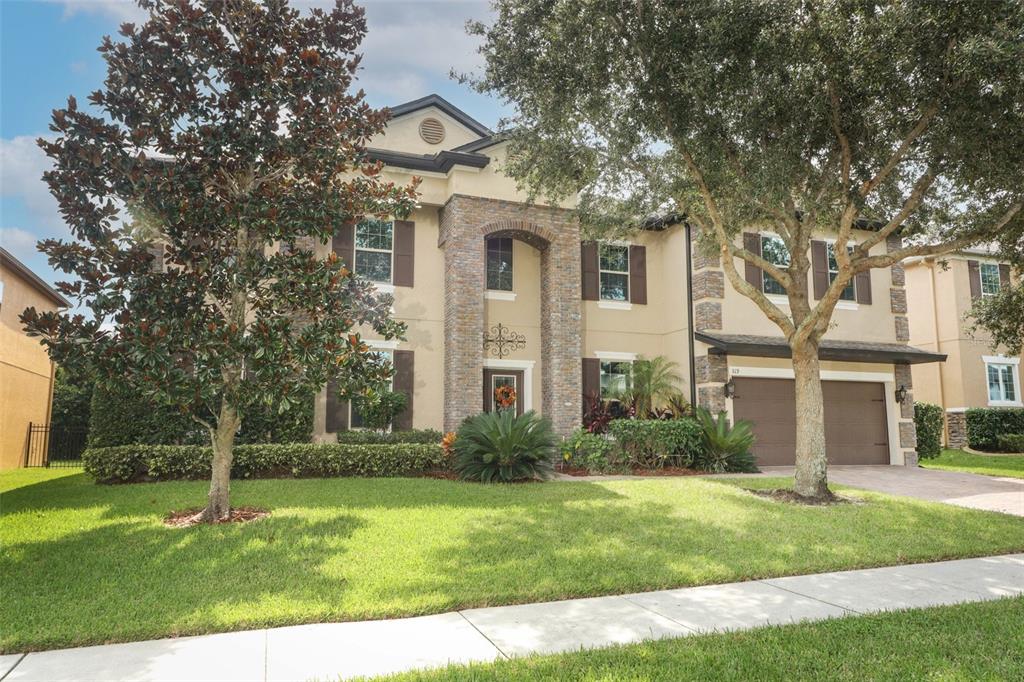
left=607, top=418, right=703, bottom=468
left=83, top=442, right=447, bottom=483
left=334, top=429, right=443, bottom=445
left=914, top=402, right=944, bottom=460
left=966, top=408, right=1024, bottom=451
left=88, top=384, right=204, bottom=448
left=996, top=434, right=1024, bottom=453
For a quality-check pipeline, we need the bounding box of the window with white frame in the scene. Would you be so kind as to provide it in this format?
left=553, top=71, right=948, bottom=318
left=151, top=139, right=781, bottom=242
left=980, top=263, right=1001, bottom=298
left=760, top=235, right=790, bottom=296
left=600, top=360, right=631, bottom=400
left=985, top=357, right=1020, bottom=405
left=486, top=237, right=513, bottom=291
left=354, top=219, right=393, bottom=283
left=599, top=244, right=629, bottom=301
left=350, top=350, right=393, bottom=429
left=826, top=243, right=856, bottom=301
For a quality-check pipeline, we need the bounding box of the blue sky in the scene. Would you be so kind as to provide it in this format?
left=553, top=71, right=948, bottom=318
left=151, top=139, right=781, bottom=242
left=1, top=0, right=505, bottom=286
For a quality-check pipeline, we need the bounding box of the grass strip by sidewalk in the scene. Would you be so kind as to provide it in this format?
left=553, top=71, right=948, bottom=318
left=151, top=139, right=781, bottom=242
left=2, top=469, right=1022, bottom=652
left=376, top=597, right=1024, bottom=681
left=922, top=449, right=1024, bottom=479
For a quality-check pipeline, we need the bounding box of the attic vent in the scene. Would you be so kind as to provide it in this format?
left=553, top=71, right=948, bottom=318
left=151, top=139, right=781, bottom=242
left=419, top=117, right=446, bottom=145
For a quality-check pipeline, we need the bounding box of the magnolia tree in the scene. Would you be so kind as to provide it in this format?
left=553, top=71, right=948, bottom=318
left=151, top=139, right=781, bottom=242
left=21, top=0, right=417, bottom=521
left=465, top=0, right=1024, bottom=498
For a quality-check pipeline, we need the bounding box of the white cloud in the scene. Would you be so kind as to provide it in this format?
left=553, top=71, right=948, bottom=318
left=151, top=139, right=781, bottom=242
left=0, top=135, right=61, bottom=225
left=56, top=0, right=148, bottom=23
left=0, top=227, right=41, bottom=257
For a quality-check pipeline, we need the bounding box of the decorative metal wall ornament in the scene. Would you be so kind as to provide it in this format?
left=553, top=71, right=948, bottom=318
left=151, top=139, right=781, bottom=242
left=483, top=323, right=526, bottom=359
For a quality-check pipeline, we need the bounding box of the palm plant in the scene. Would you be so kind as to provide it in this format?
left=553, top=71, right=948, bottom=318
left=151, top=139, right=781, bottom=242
left=616, top=356, right=683, bottom=417
left=453, top=410, right=556, bottom=482
left=694, top=408, right=760, bottom=473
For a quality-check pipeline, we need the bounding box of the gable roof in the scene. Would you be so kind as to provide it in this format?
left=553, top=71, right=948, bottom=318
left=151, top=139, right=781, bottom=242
left=0, top=247, right=71, bottom=308
left=386, top=94, right=493, bottom=138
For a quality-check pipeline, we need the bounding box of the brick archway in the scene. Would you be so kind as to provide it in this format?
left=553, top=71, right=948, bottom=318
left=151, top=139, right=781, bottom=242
left=439, top=195, right=582, bottom=435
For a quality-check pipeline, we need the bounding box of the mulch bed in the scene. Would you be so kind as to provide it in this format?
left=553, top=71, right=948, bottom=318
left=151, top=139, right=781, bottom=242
left=751, top=488, right=856, bottom=506
left=164, top=506, right=270, bottom=528
left=557, top=466, right=704, bottom=477
left=418, top=470, right=461, bottom=481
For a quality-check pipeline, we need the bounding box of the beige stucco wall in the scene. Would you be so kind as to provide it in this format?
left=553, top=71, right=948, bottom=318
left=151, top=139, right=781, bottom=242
left=720, top=228, right=900, bottom=344
left=368, top=108, right=481, bottom=156
left=1, top=264, right=58, bottom=469
left=906, top=256, right=1022, bottom=411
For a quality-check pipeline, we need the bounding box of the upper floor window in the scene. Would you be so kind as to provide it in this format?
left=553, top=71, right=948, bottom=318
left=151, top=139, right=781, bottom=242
left=599, top=244, right=629, bottom=301
left=486, top=237, right=513, bottom=291
left=600, top=360, right=631, bottom=399
left=826, top=243, right=856, bottom=301
left=355, top=219, right=393, bottom=283
left=980, top=263, right=1001, bottom=297
left=760, top=235, right=790, bottom=296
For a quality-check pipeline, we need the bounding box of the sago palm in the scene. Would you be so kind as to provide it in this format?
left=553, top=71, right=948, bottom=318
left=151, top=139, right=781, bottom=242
left=453, top=410, right=556, bottom=482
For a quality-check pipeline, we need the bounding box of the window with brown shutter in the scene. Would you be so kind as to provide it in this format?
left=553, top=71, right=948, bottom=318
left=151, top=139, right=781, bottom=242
left=967, top=260, right=982, bottom=300
left=392, top=350, right=414, bottom=431
left=998, top=263, right=1011, bottom=288
left=582, top=357, right=600, bottom=415
left=742, top=232, right=762, bottom=290
left=855, top=269, right=872, bottom=304
left=393, top=220, right=415, bottom=287
left=581, top=242, right=599, bottom=300
left=333, top=223, right=355, bottom=270
left=325, top=379, right=349, bottom=432
left=811, top=240, right=829, bottom=299
left=628, top=245, right=647, bottom=304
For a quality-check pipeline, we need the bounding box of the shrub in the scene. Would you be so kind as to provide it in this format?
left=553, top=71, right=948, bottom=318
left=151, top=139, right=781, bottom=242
left=453, top=410, right=556, bottom=482
left=560, top=428, right=620, bottom=473
left=606, top=418, right=702, bottom=469
left=966, top=408, right=1024, bottom=451
left=88, top=383, right=204, bottom=448
left=334, top=429, right=443, bottom=445
left=237, top=389, right=315, bottom=444
left=582, top=394, right=614, bottom=434
left=83, top=442, right=447, bottom=484
left=350, top=389, right=408, bottom=433
left=50, top=367, right=93, bottom=433
left=914, top=402, right=944, bottom=460
left=694, top=409, right=759, bottom=473
left=996, top=434, right=1024, bottom=453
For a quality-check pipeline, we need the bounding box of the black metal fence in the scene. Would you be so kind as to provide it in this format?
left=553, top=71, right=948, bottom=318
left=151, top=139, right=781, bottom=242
left=24, top=423, right=88, bottom=468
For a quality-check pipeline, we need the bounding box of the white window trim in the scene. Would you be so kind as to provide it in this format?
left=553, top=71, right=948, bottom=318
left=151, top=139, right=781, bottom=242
left=355, top=219, right=395, bottom=285
left=726, top=365, right=902, bottom=465
left=484, top=290, right=517, bottom=302
left=483, top=358, right=534, bottom=412
left=365, top=339, right=400, bottom=350
left=598, top=242, right=630, bottom=303
left=373, top=283, right=396, bottom=295
left=983, top=355, right=1022, bottom=407
left=594, top=351, right=638, bottom=361
left=979, top=262, right=1002, bottom=298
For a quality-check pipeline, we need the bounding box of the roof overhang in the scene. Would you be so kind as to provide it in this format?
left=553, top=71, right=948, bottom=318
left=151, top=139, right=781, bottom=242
left=367, top=148, right=490, bottom=174
left=386, top=94, right=493, bottom=138
left=695, top=332, right=947, bottom=365
left=0, top=246, right=71, bottom=308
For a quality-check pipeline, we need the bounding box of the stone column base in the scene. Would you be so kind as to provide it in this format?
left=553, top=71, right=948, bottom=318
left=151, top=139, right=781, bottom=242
left=945, top=410, right=967, bottom=449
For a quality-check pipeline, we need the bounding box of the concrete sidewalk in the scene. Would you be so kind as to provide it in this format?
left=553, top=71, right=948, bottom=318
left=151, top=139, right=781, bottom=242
left=3, top=554, right=1022, bottom=682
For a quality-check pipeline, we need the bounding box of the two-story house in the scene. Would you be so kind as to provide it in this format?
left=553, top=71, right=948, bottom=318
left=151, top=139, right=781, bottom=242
left=309, top=94, right=946, bottom=468
left=1, top=247, right=70, bottom=468
left=905, top=249, right=1021, bottom=447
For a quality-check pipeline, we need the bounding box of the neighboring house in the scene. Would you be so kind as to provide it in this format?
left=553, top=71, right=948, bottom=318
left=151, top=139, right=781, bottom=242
left=306, top=94, right=944, bottom=467
left=905, top=249, right=1021, bottom=447
left=0, top=247, right=70, bottom=469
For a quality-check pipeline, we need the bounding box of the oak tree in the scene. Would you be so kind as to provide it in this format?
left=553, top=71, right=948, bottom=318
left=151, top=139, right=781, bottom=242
left=22, top=0, right=417, bottom=520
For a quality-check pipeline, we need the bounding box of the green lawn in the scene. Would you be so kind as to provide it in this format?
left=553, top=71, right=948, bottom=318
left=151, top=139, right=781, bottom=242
left=2, top=469, right=1023, bottom=653
left=378, top=597, right=1024, bottom=681
left=922, top=449, right=1024, bottom=479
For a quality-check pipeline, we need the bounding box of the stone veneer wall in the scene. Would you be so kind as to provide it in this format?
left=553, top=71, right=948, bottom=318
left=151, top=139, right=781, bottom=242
left=945, top=409, right=968, bottom=449
left=888, top=234, right=918, bottom=464
left=438, top=194, right=582, bottom=435
left=690, top=242, right=727, bottom=414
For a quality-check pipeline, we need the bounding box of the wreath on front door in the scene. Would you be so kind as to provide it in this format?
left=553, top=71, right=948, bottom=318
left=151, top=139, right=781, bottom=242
left=494, top=384, right=517, bottom=411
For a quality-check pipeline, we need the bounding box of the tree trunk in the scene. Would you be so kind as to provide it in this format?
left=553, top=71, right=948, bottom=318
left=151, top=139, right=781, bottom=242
left=199, top=401, right=240, bottom=522
left=791, top=339, right=832, bottom=499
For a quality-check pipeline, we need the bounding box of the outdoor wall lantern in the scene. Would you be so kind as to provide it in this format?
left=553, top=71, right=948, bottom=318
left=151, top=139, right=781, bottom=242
left=895, top=384, right=908, bottom=405
left=723, top=379, right=736, bottom=399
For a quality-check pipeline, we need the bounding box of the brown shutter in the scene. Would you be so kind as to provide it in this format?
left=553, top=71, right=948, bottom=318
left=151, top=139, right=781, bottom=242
left=811, top=240, right=829, bottom=299
left=628, top=245, right=647, bottom=304
left=333, top=222, right=355, bottom=270
left=998, top=263, right=1011, bottom=289
left=581, top=241, right=599, bottom=300
left=742, top=232, right=762, bottom=290
left=855, top=269, right=872, bottom=304
left=325, top=379, right=349, bottom=432
left=967, top=260, right=981, bottom=300
left=393, top=220, right=415, bottom=287
left=392, top=350, right=414, bottom=431
left=582, top=357, right=601, bottom=415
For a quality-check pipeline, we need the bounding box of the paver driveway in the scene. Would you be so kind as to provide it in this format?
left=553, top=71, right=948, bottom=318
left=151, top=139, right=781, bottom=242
left=759, top=465, right=1024, bottom=517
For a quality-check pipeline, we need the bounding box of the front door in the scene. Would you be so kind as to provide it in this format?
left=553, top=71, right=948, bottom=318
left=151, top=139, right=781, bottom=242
left=483, top=369, right=525, bottom=416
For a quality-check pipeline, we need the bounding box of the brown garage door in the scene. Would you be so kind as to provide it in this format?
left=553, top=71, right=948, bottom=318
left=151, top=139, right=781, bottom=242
left=732, top=377, right=889, bottom=466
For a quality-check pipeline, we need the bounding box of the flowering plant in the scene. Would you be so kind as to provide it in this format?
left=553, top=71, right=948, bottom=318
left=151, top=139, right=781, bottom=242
left=441, top=431, right=458, bottom=459
left=494, top=385, right=517, bottom=411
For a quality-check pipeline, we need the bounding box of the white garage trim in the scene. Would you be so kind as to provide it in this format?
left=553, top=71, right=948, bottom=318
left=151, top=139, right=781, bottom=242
left=726, top=365, right=902, bottom=466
